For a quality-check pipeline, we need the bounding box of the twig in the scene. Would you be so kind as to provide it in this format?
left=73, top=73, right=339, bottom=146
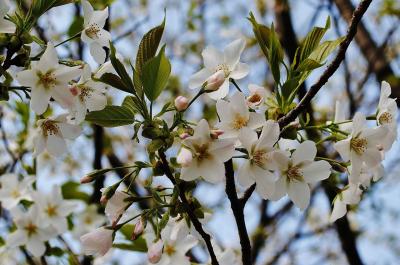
left=278, top=0, right=373, bottom=128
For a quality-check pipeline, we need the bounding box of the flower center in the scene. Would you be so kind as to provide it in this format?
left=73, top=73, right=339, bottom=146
left=46, top=204, right=58, bottom=217
left=286, top=166, right=303, bottom=182
left=41, top=120, right=61, bottom=138
left=248, top=93, right=262, bottom=104
left=215, top=64, right=230, bottom=78
left=37, top=70, right=57, bottom=90
left=11, top=189, right=20, bottom=198
left=232, top=114, right=248, bottom=130
left=378, top=111, right=393, bottom=125
left=84, top=216, right=93, bottom=225
left=350, top=137, right=368, bottom=155
left=165, top=244, right=175, bottom=256
left=85, top=23, right=101, bottom=39
left=252, top=149, right=269, bottom=168
left=193, top=144, right=211, bottom=162
left=78, top=85, right=94, bottom=103
left=24, top=222, right=38, bottom=237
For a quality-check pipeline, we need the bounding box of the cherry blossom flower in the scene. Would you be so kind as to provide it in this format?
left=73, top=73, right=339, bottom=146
left=6, top=206, right=56, bottom=257
left=330, top=183, right=362, bottom=223
left=148, top=239, right=163, bottom=264
left=82, top=0, right=111, bottom=64
left=152, top=220, right=198, bottom=265
left=246, top=84, right=268, bottom=109
left=16, top=43, right=81, bottom=115
left=216, top=92, right=265, bottom=141
left=334, top=112, right=387, bottom=184
left=73, top=205, right=107, bottom=236
left=0, top=174, right=34, bottom=210
left=0, top=0, right=15, bottom=33
left=32, top=186, right=76, bottom=234
left=177, top=119, right=235, bottom=183
left=174, top=96, right=189, bottom=111
left=333, top=100, right=352, bottom=132
left=189, top=39, right=249, bottom=100
left=377, top=81, right=398, bottom=150
left=271, top=141, right=332, bottom=210
left=81, top=227, right=114, bottom=256
left=104, top=190, right=131, bottom=226
left=237, top=121, right=281, bottom=199
left=69, top=65, right=107, bottom=124
left=33, top=114, right=82, bottom=157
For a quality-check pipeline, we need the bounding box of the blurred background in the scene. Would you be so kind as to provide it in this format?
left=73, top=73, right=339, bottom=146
left=0, top=0, right=399, bottom=264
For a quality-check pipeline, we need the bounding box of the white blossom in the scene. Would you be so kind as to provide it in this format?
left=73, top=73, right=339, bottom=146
left=69, top=65, right=107, bottom=124
left=0, top=0, right=15, bottom=33
left=16, top=43, right=81, bottom=115
left=377, top=81, right=397, bottom=150
left=33, top=114, right=82, bottom=157
left=80, top=227, right=114, bottom=256
left=246, top=84, right=268, bottom=109
left=177, top=119, right=235, bottom=183
left=73, top=204, right=107, bottom=236
left=6, top=206, right=56, bottom=257
left=189, top=39, right=249, bottom=100
left=32, top=186, right=76, bottom=234
left=104, top=190, right=131, bottom=226
left=0, top=174, right=34, bottom=210
left=334, top=112, right=387, bottom=184
left=330, top=183, right=362, bottom=223
left=216, top=92, right=265, bottom=141
left=237, top=121, right=281, bottom=199
left=272, top=141, right=332, bottom=210
left=82, top=0, right=111, bottom=64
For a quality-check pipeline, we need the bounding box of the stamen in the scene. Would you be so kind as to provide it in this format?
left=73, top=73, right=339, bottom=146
left=350, top=137, right=368, bottom=155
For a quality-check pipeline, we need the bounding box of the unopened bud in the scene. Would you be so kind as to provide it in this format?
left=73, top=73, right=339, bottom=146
left=132, top=218, right=145, bottom=240
left=204, top=70, right=225, bottom=91
left=100, top=195, right=108, bottom=205
left=174, top=96, right=189, bottom=111
left=177, top=148, right=193, bottom=167
left=147, top=239, right=163, bottom=264
left=210, top=129, right=224, bottom=139
left=179, top=132, right=190, bottom=139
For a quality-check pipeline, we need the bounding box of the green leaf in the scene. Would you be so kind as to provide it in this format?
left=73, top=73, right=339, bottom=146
left=296, top=58, right=323, bottom=72
left=67, top=16, right=84, bottom=38
left=109, top=43, right=136, bottom=94
left=142, top=46, right=171, bottom=101
left=61, top=181, right=89, bottom=202
left=85, top=105, right=135, bottom=127
left=308, top=37, right=345, bottom=63
left=98, top=73, right=131, bottom=94
left=135, top=17, right=166, bottom=76
left=113, top=238, right=147, bottom=252
left=122, top=96, right=142, bottom=114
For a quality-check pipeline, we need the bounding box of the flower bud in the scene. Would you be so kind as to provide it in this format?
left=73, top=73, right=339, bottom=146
left=204, top=70, right=225, bottom=91
left=132, top=218, right=145, bottom=240
left=179, top=132, right=190, bottom=140
left=210, top=129, right=224, bottom=139
left=174, top=96, right=189, bottom=111
left=177, top=148, right=193, bottom=167
left=147, top=239, right=163, bottom=264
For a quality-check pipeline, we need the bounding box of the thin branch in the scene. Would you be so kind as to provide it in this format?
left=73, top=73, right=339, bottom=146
left=158, top=151, right=219, bottom=265
left=278, top=0, right=373, bottom=128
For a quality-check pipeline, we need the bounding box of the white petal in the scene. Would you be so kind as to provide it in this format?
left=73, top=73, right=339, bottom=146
left=216, top=98, right=234, bottom=122
left=352, top=112, right=366, bottom=135
left=269, top=176, right=286, bottom=201
left=54, top=65, right=81, bottom=83
left=46, top=135, right=67, bottom=157
left=301, top=160, right=331, bottom=183
left=238, top=127, right=257, bottom=152
left=82, top=0, right=94, bottom=26
left=59, top=123, right=82, bottom=139
left=90, top=43, right=107, bottom=64
left=6, top=231, right=27, bottom=247
left=192, top=119, right=211, bottom=141
left=230, top=92, right=248, bottom=117
left=287, top=180, right=310, bottom=210
left=224, top=38, right=246, bottom=69
left=334, top=138, right=351, bottom=162
left=86, top=92, right=107, bottom=112
left=292, top=140, right=316, bottom=165
left=229, top=62, right=249, bottom=80
left=52, top=86, right=75, bottom=109
left=256, top=120, right=280, bottom=149
left=97, top=29, right=111, bottom=47
left=202, top=46, right=223, bottom=70
left=207, top=79, right=229, bottom=100
left=90, top=8, right=109, bottom=28
left=180, top=162, right=201, bottom=182
left=26, top=240, right=46, bottom=257
left=272, top=151, right=290, bottom=171
left=330, top=199, right=347, bottom=223
left=16, top=69, right=37, bottom=87
left=37, top=43, right=59, bottom=71
left=237, top=161, right=255, bottom=188
left=33, top=134, right=46, bottom=157
left=254, top=172, right=276, bottom=199
left=0, top=20, right=16, bottom=34
left=362, top=148, right=383, bottom=168
left=247, top=112, right=266, bottom=130
left=198, top=159, right=225, bottom=183
left=188, top=68, right=213, bottom=89
left=30, top=87, right=52, bottom=115
left=209, top=139, right=235, bottom=162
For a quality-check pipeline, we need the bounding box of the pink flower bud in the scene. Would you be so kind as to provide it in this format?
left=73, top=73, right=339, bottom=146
left=80, top=175, right=93, bottom=184
left=147, top=239, right=163, bottom=264
left=80, top=227, right=114, bottom=256
left=210, top=129, right=224, bottom=139
left=132, top=218, right=145, bottom=240
left=174, top=96, right=189, bottom=111
left=179, top=132, right=190, bottom=139
left=177, top=148, right=193, bottom=167
left=100, top=195, right=108, bottom=205
left=205, top=70, right=225, bottom=91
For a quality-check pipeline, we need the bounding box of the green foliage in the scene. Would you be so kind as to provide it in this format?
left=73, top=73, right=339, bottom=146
left=61, top=181, right=90, bottom=202
left=67, top=16, right=84, bottom=38
left=142, top=45, right=171, bottom=101
left=109, top=43, right=136, bottom=94
left=98, top=72, right=133, bottom=94
left=85, top=104, right=136, bottom=127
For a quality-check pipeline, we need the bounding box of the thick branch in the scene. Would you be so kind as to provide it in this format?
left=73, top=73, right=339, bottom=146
left=225, top=159, right=252, bottom=265
left=158, top=151, right=219, bottom=265
left=278, top=0, right=373, bottom=128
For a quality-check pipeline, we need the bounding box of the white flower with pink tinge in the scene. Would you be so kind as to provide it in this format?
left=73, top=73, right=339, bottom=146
left=177, top=119, right=235, bottom=183
left=271, top=141, right=332, bottom=210
left=216, top=92, right=265, bottom=141
left=246, top=84, right=269, bottom=109
left=16, top=43, right=81, bottom=115
left=81, top=0, right=111, bottom=64
left=377, top=81, right=397, bottom=150
left=33, top=114, right=82, bottom=157
left=80, top=227, right=114, bottom=256
left=104, top=190, right=131, bottom=226
left=189, top=39, right=249, bottom=100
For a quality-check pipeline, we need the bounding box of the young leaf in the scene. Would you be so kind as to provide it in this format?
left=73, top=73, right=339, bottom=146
left=135, top=17, right=166, bottom=76
left=85, top=105, right=135, bottom=127
left=109, top=42, right=136, bottom=94
left=98, top=73, right=131, bottom=94
left=142, top=46, right=171, bottom=101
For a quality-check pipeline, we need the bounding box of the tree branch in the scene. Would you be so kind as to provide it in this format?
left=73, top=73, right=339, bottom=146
left=158, top=151, right=219, bottom=265
left=278, top=0, right=373, bottom=128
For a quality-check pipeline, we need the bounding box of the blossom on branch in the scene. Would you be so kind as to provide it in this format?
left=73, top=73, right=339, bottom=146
left=0, top=0, right=15, bottom=33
